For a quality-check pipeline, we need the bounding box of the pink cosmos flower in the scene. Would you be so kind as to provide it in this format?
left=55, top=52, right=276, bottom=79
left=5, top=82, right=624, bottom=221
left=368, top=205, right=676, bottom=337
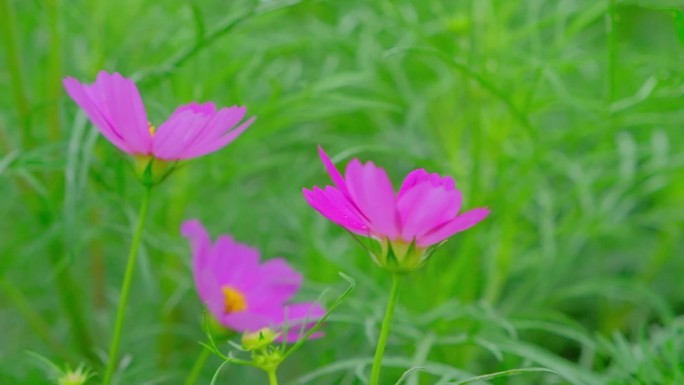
left=181, top=220, right=325, bottom=341
left=63, top=71, right=254, bottom=161
left=303, top=146, right=490, bottom=271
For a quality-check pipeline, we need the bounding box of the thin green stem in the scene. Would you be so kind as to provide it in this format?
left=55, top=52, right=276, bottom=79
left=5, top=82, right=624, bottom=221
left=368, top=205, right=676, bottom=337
left=267, top=369, right=279, bottom=385
left=102, top=186, right=153, bottom=385
left=45, top=0, right=62, bottom=142
left=184, top=347, right=211, bottom=385
left=0, top=0, right=32, bottom=148
left=369, top=273, right=401, bottom=385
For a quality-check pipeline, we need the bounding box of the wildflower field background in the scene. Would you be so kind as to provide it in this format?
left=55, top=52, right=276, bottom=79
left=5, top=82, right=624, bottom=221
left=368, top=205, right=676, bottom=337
left=2, top=0, right=684, bottom=384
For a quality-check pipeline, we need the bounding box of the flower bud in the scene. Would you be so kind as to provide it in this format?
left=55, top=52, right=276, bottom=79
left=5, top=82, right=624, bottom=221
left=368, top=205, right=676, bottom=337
left=241, top=328, right=281, bottom=351
left=57, top=366, right=91, bottom=385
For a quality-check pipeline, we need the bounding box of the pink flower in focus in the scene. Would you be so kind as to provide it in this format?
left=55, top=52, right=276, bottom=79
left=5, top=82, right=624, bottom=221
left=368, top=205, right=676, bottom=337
left=181, top=220, right=325, bottom=341
left=303, top=146, right=490, bottom=271
left=63, top=71, right=254, bottom=161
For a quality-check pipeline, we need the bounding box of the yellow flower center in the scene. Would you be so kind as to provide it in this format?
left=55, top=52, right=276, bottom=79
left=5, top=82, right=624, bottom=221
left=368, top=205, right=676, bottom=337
left=222, top=286, right=247, bottom=313
left=148, top=123, right=156, bottom=137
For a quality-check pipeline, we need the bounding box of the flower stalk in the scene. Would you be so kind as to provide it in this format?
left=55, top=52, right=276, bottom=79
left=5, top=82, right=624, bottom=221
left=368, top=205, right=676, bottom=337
left=369, top=273, right=401, bottom=385
left=102, top=186, right=153, bottom=385
left=267, top=369, right=279, bottom=385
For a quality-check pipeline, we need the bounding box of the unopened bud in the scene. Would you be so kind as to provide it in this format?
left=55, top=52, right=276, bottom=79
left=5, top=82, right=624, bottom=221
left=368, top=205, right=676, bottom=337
left=241, top=328, right=280, bottom=351
left=57, top=366, right=91, bottom=385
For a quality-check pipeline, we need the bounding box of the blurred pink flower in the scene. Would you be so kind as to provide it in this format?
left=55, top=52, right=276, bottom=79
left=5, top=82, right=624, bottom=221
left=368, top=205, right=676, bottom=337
left=303, top=146, right=490, bottom=270
left=181, top=220, right=325, bottom=341
left=63, top=71, right=254, bottom=160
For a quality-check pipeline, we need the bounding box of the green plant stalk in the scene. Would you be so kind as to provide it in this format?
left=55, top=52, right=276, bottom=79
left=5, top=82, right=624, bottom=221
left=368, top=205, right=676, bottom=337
left=159, top=169, right=190, bottom=368
left=102, top=186, right=153, bottom=385
left=45, top=0, right=62, bottom=142
left=369, top=273, right=400, bottom=385
left=267, top=369, right=278, bottom=385
left=605, top=0, right=617, bottom=106
left=184, top=347, right=211, bottom=385
left=0, top=0, right=32, bottom=148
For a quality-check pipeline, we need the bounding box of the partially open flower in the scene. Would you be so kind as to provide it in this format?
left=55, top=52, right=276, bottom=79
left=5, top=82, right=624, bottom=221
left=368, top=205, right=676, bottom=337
left=181, top=220, right=325, bottom=341
left=303, top=146, right=490, bottom=272
left=63, top=71, right=254, bottom=165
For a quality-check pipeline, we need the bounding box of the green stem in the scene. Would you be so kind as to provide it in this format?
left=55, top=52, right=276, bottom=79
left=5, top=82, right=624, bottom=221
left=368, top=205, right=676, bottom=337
left=45, top=0, right=62, bottom=142
left=369, top=274, right=401, bottom=385
left=605, top=0, right=617, bottom=106
left=184, top=347, right=211, bottom=385
left=0, top=0, right=32, bottom=148
left=267, top=369, right=279, bottom=385
left=102, top=186, right=153, bottom=385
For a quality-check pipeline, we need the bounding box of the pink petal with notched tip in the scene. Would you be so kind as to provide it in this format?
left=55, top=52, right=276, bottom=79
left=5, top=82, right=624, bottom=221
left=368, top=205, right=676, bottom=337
left=177, top=115, right=254, bottom=160
left=398, top=169, right=455, bottom=199
left=153, top=104, right=251, bottom=160
left=166, top=105, right=240, bottom=152
left=91, top=71, right=151, bottom=154
left=397, top=181, right=462, bottom=242
left=152, top=102, right=216, bottom=156
left=168, top=101, right=216, bottom=120
left=397, top=169, right=430, bottom=200
left=63, top=77, right=135, bottom=153
left=417, top=207, right=490, bottom=247
left=152, top=109, right=208, bottom=159
left=162, top=105, right=248, bottom=159
left=344, top=159, right=399, bottom=239
left=317, top=146, right=350, bottom=196
left=302, top=186, right=369, bottom=235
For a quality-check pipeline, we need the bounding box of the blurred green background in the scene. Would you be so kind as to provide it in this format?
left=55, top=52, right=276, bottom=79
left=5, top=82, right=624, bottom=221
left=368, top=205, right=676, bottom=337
left=2, top=0, right=684, bottom=384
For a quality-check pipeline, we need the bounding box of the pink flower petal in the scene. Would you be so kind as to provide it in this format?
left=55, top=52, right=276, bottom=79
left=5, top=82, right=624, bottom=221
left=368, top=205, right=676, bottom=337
left=397, top=181, right=462, bottom=242
left=211, top=235, right=261, bottom=290
left=177, top=114, right=254, bottom=159
left=181, top=220, right=213, bottom=300
left=317, top=146, right=349, bottom=196
left=156, top=105, right=251, bottom=160
left=181, top=220, right=225, bottom=320
left=344, top=159, right=399, bottom=239
left=152, top=103, right=215, bottom=160
left=63, top=77, right=135, bottom=153
left=222, top=311, right=274, bottom=332
left=397, top=169, right=430, bottom=200
left=243, top=258, right=303, bottom=308
left=302, top=186, right=369, bottom=235
left=91, top=71, right=151, bottom=154
left=417, top=207, right=490, bottom=247
left=222, top=301, right=325, bottom=337
left=169, top=101, right=216, bottom=119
